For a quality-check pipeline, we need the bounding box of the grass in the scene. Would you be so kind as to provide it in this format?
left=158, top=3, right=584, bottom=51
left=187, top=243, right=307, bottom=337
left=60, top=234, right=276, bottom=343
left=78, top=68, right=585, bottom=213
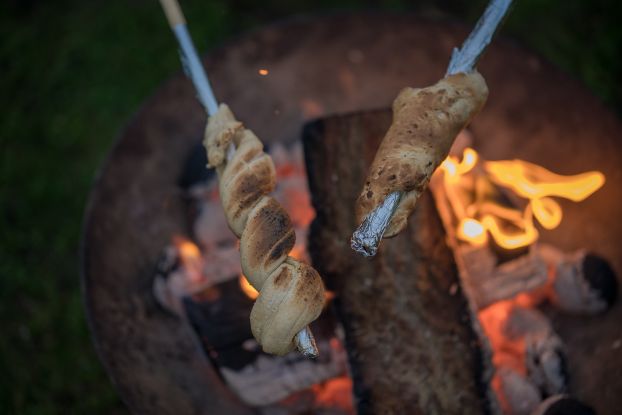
left=0, top=0, right=619, bottom=413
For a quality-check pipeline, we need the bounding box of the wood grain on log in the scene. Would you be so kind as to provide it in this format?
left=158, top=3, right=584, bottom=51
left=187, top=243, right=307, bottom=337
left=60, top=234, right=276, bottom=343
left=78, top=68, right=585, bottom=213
left=303, top=109, right=493, bottom=415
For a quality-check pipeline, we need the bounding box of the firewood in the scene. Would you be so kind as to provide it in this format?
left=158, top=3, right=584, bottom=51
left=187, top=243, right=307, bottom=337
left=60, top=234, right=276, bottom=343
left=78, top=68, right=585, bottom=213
left=303, top=109, right=495, bottom=415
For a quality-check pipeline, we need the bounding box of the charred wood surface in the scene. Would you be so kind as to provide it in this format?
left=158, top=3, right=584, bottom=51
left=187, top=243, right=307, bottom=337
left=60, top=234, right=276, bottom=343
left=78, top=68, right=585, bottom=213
left=304, top=110, right=491, bottom=415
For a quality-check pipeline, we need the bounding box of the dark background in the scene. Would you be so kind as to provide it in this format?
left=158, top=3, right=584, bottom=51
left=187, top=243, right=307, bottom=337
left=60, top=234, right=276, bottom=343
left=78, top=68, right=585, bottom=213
left=1, top=0, right=620, bottom=413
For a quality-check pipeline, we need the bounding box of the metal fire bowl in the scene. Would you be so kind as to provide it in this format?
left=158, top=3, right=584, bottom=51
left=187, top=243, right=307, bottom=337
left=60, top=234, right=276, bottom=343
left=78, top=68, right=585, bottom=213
left=81, top=14, right=622, bottom=415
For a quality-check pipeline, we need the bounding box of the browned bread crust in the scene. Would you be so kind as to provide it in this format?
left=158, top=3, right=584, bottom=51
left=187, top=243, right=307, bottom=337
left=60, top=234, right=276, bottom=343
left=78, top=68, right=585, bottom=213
left=204, top=104, right=325, bottom=355
left=356, top=72, right=488, bottom=237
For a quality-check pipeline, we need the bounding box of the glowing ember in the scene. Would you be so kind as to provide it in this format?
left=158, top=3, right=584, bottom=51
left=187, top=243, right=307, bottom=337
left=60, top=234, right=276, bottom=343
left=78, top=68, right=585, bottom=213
left=438, top=147, right=605, bottom=250
left=258, top=68, right=269, bottom=76
left=312, top=377, right=355, bottom=413
left=478, top=300, right=527, bottom=375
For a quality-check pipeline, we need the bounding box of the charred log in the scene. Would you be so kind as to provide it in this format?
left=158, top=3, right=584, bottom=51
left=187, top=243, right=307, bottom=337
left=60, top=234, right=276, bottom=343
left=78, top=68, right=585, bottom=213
left=303, top=109, right=494, bottom=415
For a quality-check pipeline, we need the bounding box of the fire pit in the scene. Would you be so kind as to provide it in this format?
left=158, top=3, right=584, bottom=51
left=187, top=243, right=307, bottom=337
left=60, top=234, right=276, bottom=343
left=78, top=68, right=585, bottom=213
left=81, top=13, right=622, bottom=415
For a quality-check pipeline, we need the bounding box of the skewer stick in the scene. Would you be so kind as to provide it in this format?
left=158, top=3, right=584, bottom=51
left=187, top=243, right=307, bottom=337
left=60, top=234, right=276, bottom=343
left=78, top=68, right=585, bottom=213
left=351, top=0, right=514, bottom=257
left=159, top=0, right=218, bottom=115
left=159, top=0, right=318, bottom=358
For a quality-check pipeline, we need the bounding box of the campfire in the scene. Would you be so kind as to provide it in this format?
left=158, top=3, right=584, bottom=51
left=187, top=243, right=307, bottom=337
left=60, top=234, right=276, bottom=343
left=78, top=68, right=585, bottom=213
left=81, top=8, right=622, bottom=415
left=152, top=129, right=616, bottom=414
left=434, top=132, right=605, bottom=251
left=152, top=1, right=617, bottom=412
left=428, top=131, right=615, bottom=415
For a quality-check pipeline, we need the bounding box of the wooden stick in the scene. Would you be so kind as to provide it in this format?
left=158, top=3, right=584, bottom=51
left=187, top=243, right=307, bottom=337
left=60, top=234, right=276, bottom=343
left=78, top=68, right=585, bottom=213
left=351, top=0, right=514, bottom=257
left=158, top=0, right=318, bottom=357
left=158, top=0, right=218, bottom=115
left=159, top=0, right=186, bottom=28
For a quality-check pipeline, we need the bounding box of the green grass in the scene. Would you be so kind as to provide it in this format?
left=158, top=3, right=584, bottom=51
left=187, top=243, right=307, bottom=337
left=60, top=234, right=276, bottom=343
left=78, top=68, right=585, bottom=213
left=0, top=0, right=620, bottom=413
left=0, top=1, right=232, bottom=413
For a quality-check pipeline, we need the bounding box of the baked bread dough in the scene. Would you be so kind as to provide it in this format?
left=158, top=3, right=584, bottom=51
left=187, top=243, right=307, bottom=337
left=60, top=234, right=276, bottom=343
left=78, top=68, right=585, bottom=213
left=205, top=104, right=325, bottom=355
left=356, top=71, right=488, bottom=237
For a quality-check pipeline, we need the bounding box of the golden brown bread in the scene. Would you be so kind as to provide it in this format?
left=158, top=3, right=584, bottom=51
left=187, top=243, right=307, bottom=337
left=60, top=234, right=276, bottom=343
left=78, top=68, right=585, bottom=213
left=356, top=71, right=489, bottom=237
left=204, top=104, right=325, bottom=355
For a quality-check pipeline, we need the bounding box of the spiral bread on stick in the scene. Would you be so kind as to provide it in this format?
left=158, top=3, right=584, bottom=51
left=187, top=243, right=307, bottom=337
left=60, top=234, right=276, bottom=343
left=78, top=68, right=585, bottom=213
left=204, top=104, right=325, bottom=356
left=356, top=72, right=489, bottom=237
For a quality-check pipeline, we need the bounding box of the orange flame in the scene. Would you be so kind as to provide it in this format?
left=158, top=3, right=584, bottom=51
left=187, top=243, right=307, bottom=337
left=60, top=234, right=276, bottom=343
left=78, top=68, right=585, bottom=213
left=172, top=236, right=204, bottom=283
left=484, top=159, right=605, bottom=202
left=239, top=275, right=259, bottom=300
left=439, top=148, right=604, bottom=250
left=440, top=147, right=478, bottom=182
left=457, top=218, right=487, bottom=246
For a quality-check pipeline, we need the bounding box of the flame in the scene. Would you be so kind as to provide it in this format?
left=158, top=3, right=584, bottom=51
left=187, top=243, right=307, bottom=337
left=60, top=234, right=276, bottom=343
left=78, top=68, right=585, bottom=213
left=481, top=214, right=538, bottom=250
left=258, top=68, right=269, bottom=76
left=172, top=236, right=204, bottom=283
left=239, top=275, right=259, bottom=300
left=441, top=147, right=478, bottom=182
left=174, top=236, right=201, bottom=259
left=484, top=160, right=605, bottom=202
left=529, top=197, right=562, bottom=229
left=439, top=148, right=604, bottom=250
left=457, top=218, right=487, bottom=245
left=290, top=243, right=307, bottom=261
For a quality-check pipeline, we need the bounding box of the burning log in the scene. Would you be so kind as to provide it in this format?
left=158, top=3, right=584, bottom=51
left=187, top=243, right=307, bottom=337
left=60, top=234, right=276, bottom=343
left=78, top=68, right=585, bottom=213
left=303, top=110, right=494, bottom=414
left=427, top=132, right=614, bottom=413
left=439, top=242, right=618, bottom=314
left=452, top=244, right=549, bottom=310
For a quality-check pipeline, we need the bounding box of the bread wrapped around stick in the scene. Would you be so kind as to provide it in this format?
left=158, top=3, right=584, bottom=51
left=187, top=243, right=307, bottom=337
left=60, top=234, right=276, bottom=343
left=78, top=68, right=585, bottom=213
left=204, top=104, right=325, bottom=355
left=356, top=71, right=489, bottom=237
